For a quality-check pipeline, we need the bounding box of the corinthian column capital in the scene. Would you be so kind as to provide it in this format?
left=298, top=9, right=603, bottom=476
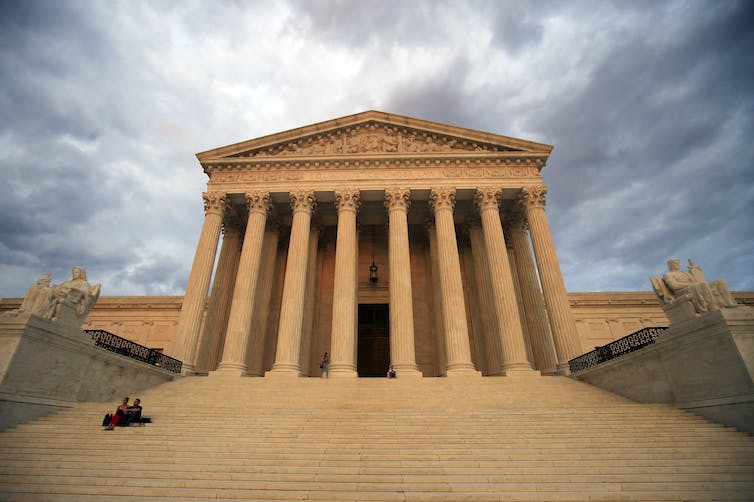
left=334, top=188, right=361, bottom=214
left=290, top=190, right=317, bottom=214
left=429, top=187, right=456, bottom=213
left=474, top=187, right=502, bottom=212
left=202, top=192, right=227, bottom=216
left=384, top=188, right=411, bottom=212
left=245, top=191, right=271, bottom=215
left=519, top=185, right=548, bottom=209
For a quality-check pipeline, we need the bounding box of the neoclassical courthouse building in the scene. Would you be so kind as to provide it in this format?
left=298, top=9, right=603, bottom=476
left=12, top=111, right=750, bottom=377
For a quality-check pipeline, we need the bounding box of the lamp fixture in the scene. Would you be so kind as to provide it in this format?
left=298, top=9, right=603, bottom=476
left=369, top=226, right=378, bottom=283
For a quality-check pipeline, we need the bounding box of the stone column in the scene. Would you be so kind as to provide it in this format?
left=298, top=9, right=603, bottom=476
left=385, top=189, right=420, bottom=376
left=299, top=224, right=321, bottom=376
left=329, top=189, right=360, bottom=377
left=247, top=223, right=281, bottom=376
left=467, top=220, right=503, bottom=375
left=216, top=191, right=271, bottom=375
left=475, top=188, right=533, bottom=373
left=173, top=192, right=226, bottom=373
left=508, top=215, right=558, bottom=374
left=504, top=231, right=535, bottom=364
left=519, top=185, right=582, bottom=373
left=429, top=188, right=478, bottom=375
left=195, top=219, right=242, bottom=372
left=270, top=190, right=316, bottom=376
left=424, top=221, right=447, bottom=375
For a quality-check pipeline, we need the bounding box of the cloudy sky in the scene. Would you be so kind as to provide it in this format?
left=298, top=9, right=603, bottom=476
left=1, top=0, right=752, bottom=299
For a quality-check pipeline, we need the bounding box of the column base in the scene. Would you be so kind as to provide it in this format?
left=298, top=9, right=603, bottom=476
left=446, top=366, right=481, bottom=377
left=215, top=362, right=248, bottom=376
left=390, top=367, right=423, bottom=378
left=180, top=364, right=197, bottom=376
left=501, top=367, right=541, bottom=377
left=328, top=369, right=358, bottom=378
left=210, top=367, right=249, bottom=378
left=266, top=368, right=302, bottom=378
left=555, top=361, right=572, bottom=376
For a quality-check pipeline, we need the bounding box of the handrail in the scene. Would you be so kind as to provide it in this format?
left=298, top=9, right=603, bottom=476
left=84, top=329, right=182, bottom=374
left=568, top=326, right=668, bottom=373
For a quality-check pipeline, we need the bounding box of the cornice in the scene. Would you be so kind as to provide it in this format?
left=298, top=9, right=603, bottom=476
left=202, top=154, right=548, bottom=177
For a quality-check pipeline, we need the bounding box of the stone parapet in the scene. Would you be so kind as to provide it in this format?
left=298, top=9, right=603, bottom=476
left=574, top=306, right=754, bottom=433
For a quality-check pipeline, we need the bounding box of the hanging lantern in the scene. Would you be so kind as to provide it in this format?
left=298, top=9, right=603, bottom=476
left=369, top=226, right=378, bottom=283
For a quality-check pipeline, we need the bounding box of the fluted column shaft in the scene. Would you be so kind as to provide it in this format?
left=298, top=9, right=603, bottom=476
left=475, top=188, right=533, bottom=373
left=196, top=221, right=242, bottom=372
left=173, top=192, right=226, bottom=373
left=299, top=225, right=321, bottom=376
left=520, top=186, right=582, bottom=373
left=217, top=192, right=271, bottom=374
left=468, top=221, right=503, bottom=375
left=385, top=189, right=420, bottom=375
left=508, top=217, right=558, bottom=374
left=429, top=188, right=477, bottom=374
left=270, top=191, right=316, bottom=375
left=247, top=224, right=280, bottom=376
left=425, top=222, right=447, bottom=375
left=329, top=189, right=360, bottom=377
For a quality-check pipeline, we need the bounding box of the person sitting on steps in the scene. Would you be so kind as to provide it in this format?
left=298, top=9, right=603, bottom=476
left=104, top=397, right=129, bottom=430
left=126, top=398, right=143, bottom=425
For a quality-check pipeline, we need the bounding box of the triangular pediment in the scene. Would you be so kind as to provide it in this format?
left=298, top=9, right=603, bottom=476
left=196, top=110, right=552, bottom=162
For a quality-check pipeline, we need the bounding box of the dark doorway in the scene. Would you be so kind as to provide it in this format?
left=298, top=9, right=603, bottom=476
left=358, top=304, right=390, bottom=377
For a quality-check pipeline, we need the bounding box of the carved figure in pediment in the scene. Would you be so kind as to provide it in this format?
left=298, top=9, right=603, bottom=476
left=243, top=121, right=509, bottom=158
left=650, top=258, right=739, bottom=324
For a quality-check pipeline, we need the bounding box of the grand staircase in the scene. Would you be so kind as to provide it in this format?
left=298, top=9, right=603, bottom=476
left=1, top=374, right=753, bottom=501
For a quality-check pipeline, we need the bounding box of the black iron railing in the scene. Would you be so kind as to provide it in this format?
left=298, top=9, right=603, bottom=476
left=85, top=329, right=182, bottom=374
left=568, top=326, right=668, bottom=373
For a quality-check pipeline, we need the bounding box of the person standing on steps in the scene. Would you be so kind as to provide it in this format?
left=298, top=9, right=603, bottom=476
left=387, top=365, right=397, bottom=378
left=320, top=352, right=330, bottom=378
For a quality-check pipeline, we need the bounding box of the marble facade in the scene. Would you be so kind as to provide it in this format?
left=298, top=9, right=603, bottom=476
left=170, top=111, right=582, bottom=377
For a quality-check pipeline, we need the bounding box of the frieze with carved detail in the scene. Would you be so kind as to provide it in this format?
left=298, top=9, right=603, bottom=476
left=229, top=122, right=521, bottom=158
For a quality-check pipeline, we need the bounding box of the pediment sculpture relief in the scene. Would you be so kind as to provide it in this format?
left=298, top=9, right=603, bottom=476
left=235, top=122, right=513, bottom=158
left=5, top=267, right=101, bottom=329
left=650, top=258, right=741, bottom=324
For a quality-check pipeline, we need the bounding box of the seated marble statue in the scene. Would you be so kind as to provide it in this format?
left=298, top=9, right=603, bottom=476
left=18, top=273, right=53, bottom=317
left=49, top=267, right=101, bottom=326
left=651, top=258, right=738, bottom=324
left=5, top=267, right=101, bottom=328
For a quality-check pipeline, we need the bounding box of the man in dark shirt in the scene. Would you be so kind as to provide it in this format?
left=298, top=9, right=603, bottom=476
left=125, top=398, right=142, bottom=425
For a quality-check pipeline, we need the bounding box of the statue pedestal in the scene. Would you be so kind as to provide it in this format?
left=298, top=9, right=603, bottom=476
left=574, top=306, right=754, bottom=433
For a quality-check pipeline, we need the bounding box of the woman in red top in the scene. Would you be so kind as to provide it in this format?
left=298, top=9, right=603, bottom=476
left=104, top=397, right=129, bottom=430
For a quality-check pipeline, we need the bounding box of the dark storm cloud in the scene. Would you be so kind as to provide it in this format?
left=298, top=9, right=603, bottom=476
left=525, top=0, right=754, bottom=291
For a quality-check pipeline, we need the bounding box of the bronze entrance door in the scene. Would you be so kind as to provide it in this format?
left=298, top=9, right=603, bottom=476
left=357, top=304, right=390, bottom=377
